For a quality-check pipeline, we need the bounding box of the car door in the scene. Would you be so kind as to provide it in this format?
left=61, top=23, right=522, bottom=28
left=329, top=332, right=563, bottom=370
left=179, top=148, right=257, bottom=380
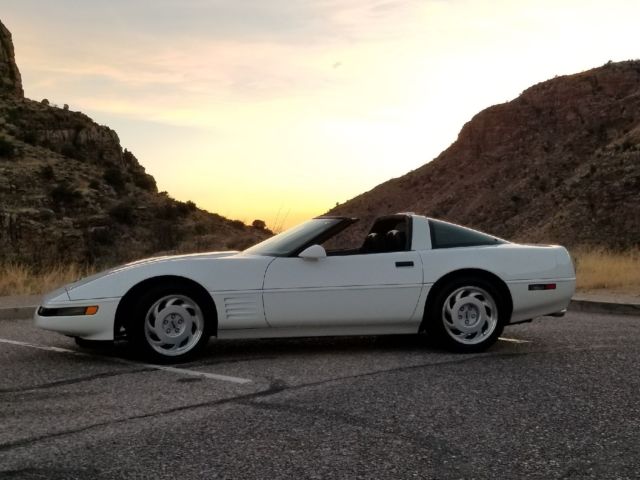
left=262, top=251, right=423, bottom=328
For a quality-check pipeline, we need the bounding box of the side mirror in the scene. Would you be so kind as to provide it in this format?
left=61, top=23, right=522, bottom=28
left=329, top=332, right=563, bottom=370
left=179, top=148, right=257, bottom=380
left=298, top=244, right=327, bottom=260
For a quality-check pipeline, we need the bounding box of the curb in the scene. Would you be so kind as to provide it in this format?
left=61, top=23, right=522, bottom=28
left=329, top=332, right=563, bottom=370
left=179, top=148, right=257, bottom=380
left=569, top=299, right=640, bottom=317
left=0, top=300, right=638, bottom=322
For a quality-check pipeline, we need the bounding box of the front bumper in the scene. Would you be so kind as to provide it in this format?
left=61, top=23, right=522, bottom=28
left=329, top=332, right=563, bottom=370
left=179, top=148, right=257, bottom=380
left=34, top=296, right=120, bottom=341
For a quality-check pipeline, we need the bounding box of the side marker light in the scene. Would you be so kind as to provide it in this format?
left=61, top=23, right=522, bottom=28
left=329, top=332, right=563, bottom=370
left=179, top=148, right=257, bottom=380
left=528, top=284, right=557, bottom=291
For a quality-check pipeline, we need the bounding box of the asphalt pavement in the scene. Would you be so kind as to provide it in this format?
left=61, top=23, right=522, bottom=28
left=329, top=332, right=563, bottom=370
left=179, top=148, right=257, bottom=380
left=1, top=310, right=639, bottom=479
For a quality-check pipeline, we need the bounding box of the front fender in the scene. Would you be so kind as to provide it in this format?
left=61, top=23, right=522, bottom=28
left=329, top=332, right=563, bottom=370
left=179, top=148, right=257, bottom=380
left=67, top=254, right=274, bottom=300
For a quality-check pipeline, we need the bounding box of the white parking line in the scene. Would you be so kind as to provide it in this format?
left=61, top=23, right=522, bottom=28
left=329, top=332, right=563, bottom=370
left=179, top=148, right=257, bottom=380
left=0, top=338, right=82, bottom=355
left=0, top=337, right=252, bottom=385
left=498, top=337, right=531, bottom=344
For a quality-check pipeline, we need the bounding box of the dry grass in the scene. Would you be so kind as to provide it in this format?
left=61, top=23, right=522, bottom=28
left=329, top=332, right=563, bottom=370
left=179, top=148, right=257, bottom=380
left=1, top=248, right=639, bottom=297
left=0, top=263, right=95, bottom=297
left=573, top=248, right=640, bottom=294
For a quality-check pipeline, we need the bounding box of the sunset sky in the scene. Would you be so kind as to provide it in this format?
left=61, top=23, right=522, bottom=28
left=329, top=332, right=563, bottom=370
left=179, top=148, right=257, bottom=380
left=3, top=1, right=639, bottom=228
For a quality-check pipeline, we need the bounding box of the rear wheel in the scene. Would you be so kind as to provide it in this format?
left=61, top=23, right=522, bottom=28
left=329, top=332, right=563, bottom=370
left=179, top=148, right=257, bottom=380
left=427, top=277, right=506, bottom=352
left=129, top=285, right=212, bottom=363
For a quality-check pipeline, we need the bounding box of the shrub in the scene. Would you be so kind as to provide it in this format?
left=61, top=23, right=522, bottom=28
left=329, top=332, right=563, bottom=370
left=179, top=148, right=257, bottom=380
left=6, top=107, right=21, bottom=124
left=132, top=171, right=157, bottom=192
left=194, top=223, right=208, bottom=235
left=50, top=183, right=82, bottom=206
left=252, top=219, right=266, bottom=229
left=0, top=137, right=15, bottom=158
left=103, top=167, right=126, bottom=193
left=123, top=149, right=136, bottom=164
left=151, top=220, right=183, bottom=250
left=21, top=131, right=38, bottom=145
left=109, top=202, right=135, bottom=225
left=175, top=200, right=197, bottom=216
left=39, top=165, right=55, bottom=180
left=90, top=227, right=113, bottom=246
left=61, top=144, right=82, bottom=160
left=156, top=201, right=181, bottom=221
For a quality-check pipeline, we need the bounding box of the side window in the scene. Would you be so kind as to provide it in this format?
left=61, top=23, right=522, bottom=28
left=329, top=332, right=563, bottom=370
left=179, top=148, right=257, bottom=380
left=323, top=216, right=413, bottom=256
left=429, top=219, right=504, bottom=249
left=360, top=217, right=411, bottom=254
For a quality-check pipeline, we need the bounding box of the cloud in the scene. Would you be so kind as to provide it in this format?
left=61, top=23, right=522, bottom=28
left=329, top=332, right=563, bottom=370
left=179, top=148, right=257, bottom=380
left=5, top=0, right=423, bottom=44
left=5, top=0, right=425, bottom=126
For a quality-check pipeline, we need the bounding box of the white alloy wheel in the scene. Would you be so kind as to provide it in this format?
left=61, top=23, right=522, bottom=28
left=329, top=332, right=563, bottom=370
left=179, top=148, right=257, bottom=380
left=143, top=294, right=205, bottom=357
left=441, top=286, right=499, bottom=345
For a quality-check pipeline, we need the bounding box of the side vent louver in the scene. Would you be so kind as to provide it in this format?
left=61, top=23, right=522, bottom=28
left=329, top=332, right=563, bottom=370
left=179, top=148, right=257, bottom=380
left=223, top=296, right=260, bottom=322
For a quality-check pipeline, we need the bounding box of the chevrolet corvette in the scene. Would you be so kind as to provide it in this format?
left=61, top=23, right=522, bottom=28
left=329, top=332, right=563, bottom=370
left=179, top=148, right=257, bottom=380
left=35, top=214, right=576, bottom=362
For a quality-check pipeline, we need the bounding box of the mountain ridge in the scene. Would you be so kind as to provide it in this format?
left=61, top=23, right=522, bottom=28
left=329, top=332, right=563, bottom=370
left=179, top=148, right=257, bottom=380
left=329, top=61, right=640, bottom=249
left=0, top=19, right=269, bottom=267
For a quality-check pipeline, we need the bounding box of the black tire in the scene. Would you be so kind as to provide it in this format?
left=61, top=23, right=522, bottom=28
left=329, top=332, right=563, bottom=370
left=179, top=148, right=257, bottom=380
left=426, top=276, right=506, bottom=353
left=127, top=284, right=213, bottom=363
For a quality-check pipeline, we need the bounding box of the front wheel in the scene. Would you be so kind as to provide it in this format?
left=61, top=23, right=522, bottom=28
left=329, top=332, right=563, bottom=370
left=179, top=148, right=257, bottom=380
left=427, top=277, right=506, bottom=353
left=129, top=286, right=212, bottom=363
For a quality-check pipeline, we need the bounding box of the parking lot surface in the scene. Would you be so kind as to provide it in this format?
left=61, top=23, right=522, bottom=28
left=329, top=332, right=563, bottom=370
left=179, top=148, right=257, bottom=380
left=1, top=312, right=639, bottom=479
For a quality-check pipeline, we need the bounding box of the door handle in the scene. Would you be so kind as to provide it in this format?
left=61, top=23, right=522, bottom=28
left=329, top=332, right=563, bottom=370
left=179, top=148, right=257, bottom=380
left=395, top=261, right=414, bottom=268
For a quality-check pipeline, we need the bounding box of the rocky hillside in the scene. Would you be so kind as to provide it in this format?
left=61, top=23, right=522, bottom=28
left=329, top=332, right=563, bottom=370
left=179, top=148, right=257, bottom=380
left=0, top=20, right=269, bottom=267
left=330, top=61, right=640, bottom=249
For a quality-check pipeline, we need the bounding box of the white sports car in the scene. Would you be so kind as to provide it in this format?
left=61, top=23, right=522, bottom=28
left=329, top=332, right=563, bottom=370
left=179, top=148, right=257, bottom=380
left=35, top=214, right=576, bottom=362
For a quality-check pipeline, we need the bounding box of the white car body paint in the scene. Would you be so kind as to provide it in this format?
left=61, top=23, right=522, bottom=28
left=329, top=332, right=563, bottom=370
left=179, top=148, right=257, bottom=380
left=418, top=243, right=575, bottom=323
left=263, top=251, right=423, bottom=328
left=35, top=214, right=576, bottom=342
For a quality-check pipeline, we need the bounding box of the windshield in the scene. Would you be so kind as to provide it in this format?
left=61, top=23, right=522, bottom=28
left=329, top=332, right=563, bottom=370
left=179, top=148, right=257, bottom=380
left=243, top=218, right=344, bottom=257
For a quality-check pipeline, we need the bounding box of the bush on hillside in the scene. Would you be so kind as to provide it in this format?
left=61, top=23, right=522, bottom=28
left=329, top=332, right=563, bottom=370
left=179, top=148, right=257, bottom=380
left=132, top=170, right=157, bottom=192
left=50, top=182, right=83, bottom=207
left=0, top=137, right=15, bottom=158
left=103, top=167, right=126, bottom=193
left=109, top=202, right=135, bottom=225
left=39, top=164, right=55, bottom=180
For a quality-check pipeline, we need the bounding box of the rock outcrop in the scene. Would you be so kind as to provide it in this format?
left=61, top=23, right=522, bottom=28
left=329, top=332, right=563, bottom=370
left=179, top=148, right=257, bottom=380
left=330, top=61, right=640, bottom=250
left=0, top=20, right=268, bottom=267
left=0, top=20, right=23, bottom=97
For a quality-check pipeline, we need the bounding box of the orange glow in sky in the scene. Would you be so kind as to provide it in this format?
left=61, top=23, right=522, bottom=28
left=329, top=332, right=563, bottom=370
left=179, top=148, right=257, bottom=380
left=3, top=1, right=640, bottom=228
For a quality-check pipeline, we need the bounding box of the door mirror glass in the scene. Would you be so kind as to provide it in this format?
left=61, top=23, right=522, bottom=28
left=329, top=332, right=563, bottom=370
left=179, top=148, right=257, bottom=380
left=298, top=244, right=327, bottom=260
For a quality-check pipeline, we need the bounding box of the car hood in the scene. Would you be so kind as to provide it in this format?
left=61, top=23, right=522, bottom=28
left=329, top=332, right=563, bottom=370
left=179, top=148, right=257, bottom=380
left=111, top=251, right=239, bottom=272
left=65, top=251, right=239, bottom=295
